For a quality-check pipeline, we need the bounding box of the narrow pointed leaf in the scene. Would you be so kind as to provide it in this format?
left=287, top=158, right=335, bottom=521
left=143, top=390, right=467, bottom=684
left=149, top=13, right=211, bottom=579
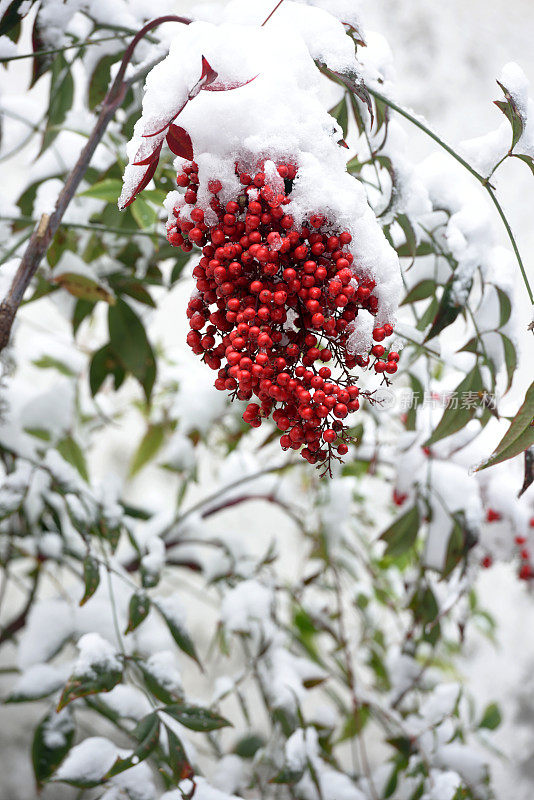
left=125, top=592, right=151, bottom=634
left=166, top=124, right=194, bottom=160
left=164, top=725, right=194, bottom=781
left=105, top=713, right=160, bottom=777
left=380, top=506, right=420, bottom=558
left=163, top=703, right=232, bottom=732
left=57, top=662, right=123, bottom=711
left=80, top=555, right=100, bottom=605
left=32, top=709, right=75, bottom=788
left=477, top=381, right=534, bottom=471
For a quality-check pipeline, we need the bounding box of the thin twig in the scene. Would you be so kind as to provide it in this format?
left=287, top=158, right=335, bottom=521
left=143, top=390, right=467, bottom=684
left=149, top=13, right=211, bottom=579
left=261, top=0, right=285, bottom=27
left=0, top=33, right=131, bottom=63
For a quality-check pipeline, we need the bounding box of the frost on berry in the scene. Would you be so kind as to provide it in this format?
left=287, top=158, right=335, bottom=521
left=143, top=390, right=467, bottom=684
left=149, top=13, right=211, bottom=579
left=119, top=4, right=402, bottom=471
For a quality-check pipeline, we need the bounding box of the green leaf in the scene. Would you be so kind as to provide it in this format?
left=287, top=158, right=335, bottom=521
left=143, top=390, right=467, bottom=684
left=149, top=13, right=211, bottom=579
left=164, top=724, right=194, bottom=781
left=57, top=436, right=89, bottom=482
left=57, top=661, right=123, bottom=711
left=105, top=713, right=160, bottom=778
left=108, top=300, right=157, bottom=401
left=80, top=555, right=100, bottom=606
left=425, top=366, right=484, bottom=446
left=53, top=272, right=115, bottom=305
left=138, top=662, right=182, bottom=705
left=338, top=705, right=370, bottom=741
left=424, top=277, right=469, bottom=342
left=80, top=179, right=122, bottom=204
left=129, top=424, right=166, bottom=477
left=0, top=1, right=34, bottom=37
left=329, top=94, right=349, bottom=139
left=47, top=228, right=78, bottom=269
left=479, top=702, right=502, bottom=730
left=125, top=592, right=151, bottom=634
left=131, top=197, right=157, bottom=230
left=495, top=80, right=525, bottom=150
left=158, top=605, right=202, bottom=668
left=500, top=332, right=517, bottom=394
left=396, top=214, right=417, bottom=261
left=163, top=703, right=232, bottom=732
left=32, top=355, right=76, bottom=376
left=32, top=709, right=75, bottom=788
left=41, top=55, right=74, bottom=154
left=142, top=189, right=167, bottom=204
left=233, top=735, right=264, bottom=759
left=380, top=506, right=420, bottom=558
left=409, top=585, right=439, bottom=626
left=477, top=381, right=534, bottom=471
left=401, top=280, right=437, bottom=306
left=397, top=240, right=434, bottom=258
left=416, top=296, right=439, bottom=332
left=73, top=299, right=95, bottom=336
left=513, top=153, right=534, bottom=176
left=108, top=276, right=156, bottom=308
left=89, top=343, right=126, bottom=396
left=270, top=765, right=305, bottom=785
left=88, top=54, right=120, bottom=110
left=494, top=285, right=512, bottom=328
left=519, top=447, right=534, bottom=498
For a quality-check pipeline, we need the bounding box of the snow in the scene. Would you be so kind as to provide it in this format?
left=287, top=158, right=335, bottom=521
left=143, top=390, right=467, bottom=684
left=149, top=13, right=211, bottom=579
left=42, top=709, right=74, bottom=750
left=102, top=684, right=151, bottom=720
left=0, top=460, right=32, bottom=519
left=54, top=736, right=118, bottom=784
left=0, top=35, right=17, bottom=58
left=170, top=360, right=227, bottom=435
left=8, top=663, right=69, bottom=701
left=434, top=743, right=488, bottom=789
left=102, top=758, right=156, bottom=800
left=120, top=3, right=402, bottom=325
left=17, top=598, right=74, bottom=669
left=211, top=754, right=246, bottom=795
left=220, top=579, right=273, bottom=634
left=145, top=650, right=183, bottom=696
left=73, top=632, right=122, bottom=677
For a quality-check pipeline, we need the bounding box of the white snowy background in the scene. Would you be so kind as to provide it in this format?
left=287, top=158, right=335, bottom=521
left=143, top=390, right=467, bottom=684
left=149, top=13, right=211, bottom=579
left=1, top=0, right=534, bottom=798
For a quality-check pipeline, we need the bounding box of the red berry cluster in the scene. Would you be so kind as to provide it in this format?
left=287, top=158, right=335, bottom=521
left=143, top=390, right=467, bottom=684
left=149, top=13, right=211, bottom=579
left=167, top=159, right=396, bottom=470
left=482, top=513, right=534, bottom=580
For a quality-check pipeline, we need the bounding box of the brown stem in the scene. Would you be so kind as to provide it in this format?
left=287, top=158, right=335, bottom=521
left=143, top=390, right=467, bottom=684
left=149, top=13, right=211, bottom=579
left=261, top=0, right=285, bottom=26
left=0, top=566, right=41, bottom=646
left=0, top=15, right=192, bottom=353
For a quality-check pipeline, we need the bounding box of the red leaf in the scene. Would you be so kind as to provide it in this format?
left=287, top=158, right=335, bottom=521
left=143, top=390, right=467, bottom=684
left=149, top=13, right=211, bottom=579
left=166, top=125, right=194, bottom=160
left=143, top=99, right=189, bottom=138
left=200, top=55, right=218, bottom=85
left=120, top=143, right=162, bottom=209
left=133, top=144, right=161, bottom=166
left=204, top=74, right=259, bottom=92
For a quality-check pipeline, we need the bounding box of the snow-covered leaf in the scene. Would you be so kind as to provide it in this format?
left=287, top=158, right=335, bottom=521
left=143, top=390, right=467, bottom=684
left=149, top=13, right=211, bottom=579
left=32, top=708, right=75, bottom=787
left=163, top=703, right=232, bottom=732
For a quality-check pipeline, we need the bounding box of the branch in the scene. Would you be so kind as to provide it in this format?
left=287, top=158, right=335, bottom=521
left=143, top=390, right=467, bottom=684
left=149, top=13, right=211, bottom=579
left=0, top=566, right=41, bottom=646
left=0, top=15, right=192, bottom=353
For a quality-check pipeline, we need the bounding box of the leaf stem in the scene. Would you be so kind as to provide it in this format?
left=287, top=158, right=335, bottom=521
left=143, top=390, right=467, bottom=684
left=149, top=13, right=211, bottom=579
left=0, top=33, right=131, bottom=63
left=0, top=215, right=168, bottom=241
left=261, top=0, right=285, bottom=26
